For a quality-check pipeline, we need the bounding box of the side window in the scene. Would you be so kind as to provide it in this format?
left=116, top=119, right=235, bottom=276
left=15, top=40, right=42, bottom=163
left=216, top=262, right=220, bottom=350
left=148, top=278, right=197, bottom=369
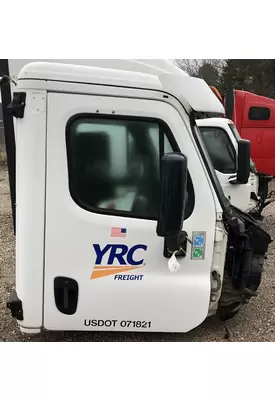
left=249, top=106, right=270, bottom=121
left=199, top=126, right=236, bottom=174
left=66, top=116, right=195, bottom=220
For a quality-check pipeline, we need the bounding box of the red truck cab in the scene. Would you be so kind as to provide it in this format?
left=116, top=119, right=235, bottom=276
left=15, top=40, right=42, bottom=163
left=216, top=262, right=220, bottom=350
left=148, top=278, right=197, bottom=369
left=211, top=86, right=275, bottom=177
left=209, top=86, right=275, bottom=218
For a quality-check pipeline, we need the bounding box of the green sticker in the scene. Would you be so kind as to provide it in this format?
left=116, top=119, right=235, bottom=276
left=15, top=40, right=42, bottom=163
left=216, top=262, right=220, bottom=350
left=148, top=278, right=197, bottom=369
left=192, top=248, right=205, bottom=260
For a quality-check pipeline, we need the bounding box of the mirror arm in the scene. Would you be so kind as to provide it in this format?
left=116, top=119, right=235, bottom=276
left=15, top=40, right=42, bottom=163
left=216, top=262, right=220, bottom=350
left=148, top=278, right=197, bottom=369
left=228, top=173, right=239, bottom=184
left=228, top=174, right=248, bottom=185
left=228, top=176, right=240, bottom=185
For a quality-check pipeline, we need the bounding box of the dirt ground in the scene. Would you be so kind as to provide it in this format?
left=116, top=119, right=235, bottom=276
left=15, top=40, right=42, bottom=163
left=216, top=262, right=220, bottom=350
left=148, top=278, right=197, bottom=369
left=1, top=166, right=275, bottom=342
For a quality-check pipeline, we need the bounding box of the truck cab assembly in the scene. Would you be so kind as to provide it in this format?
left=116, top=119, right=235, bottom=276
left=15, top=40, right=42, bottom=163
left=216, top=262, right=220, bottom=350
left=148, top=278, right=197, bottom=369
left=0, top=60, right=272, bottom=334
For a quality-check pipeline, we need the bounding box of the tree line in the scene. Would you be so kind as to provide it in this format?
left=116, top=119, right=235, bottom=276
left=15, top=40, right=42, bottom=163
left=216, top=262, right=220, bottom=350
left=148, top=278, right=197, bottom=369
left=174, top=59, right=275, bottom=99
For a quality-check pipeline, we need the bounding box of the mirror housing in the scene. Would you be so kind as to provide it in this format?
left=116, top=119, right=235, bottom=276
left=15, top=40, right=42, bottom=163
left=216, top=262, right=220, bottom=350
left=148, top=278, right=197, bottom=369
left=156, top=153, right=188, bottom=238
left=229, top=139, right=251, bottom=185
left=237, top=139, right=251, bottom=184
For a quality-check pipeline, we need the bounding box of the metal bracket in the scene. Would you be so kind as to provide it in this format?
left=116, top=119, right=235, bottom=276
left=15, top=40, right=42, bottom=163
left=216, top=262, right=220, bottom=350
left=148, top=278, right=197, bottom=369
left=8, top=92, right=26, bottom=118
left=7, top=290, right=23, bottom=320
left=164, top=231, right=189, bottom=258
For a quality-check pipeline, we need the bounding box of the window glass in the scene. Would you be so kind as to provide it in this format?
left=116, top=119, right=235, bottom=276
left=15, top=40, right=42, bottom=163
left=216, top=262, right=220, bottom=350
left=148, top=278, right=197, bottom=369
left=249, top=107, right=270, bottom=121
left=199, top=126, right=236, bottom=174
left=67, top=117, right=195, bottom=220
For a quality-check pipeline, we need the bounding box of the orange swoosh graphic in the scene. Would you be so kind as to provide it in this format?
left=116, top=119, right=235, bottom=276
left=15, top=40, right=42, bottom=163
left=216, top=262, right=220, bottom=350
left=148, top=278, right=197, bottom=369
left=93, top=265, right=137, bottom=269
left=90, top=266, right=142, bottom=280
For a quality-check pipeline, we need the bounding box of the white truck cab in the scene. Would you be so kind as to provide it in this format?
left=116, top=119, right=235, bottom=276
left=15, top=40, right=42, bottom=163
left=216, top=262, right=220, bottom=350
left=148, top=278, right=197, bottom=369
left=197, top=117, right=274, bottom=218
left=1, top=61, right=271, bottom=335
left=3, top=59, right=267, bottom=217
left=196, top=118, right=259, bottom=212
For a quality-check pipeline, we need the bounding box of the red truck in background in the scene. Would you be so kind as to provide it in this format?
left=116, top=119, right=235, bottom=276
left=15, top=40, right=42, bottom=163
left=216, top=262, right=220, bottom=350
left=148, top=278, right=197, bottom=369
left=211, top=86, right=275, bottom=177
left=210, top=86, right=275, bottom=218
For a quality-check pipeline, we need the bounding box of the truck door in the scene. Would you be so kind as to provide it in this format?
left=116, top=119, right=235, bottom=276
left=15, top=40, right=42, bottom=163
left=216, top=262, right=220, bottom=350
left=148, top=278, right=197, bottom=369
left=199, top=125, right=251, bottom=211
left=44, top=92, right=217, bottom=333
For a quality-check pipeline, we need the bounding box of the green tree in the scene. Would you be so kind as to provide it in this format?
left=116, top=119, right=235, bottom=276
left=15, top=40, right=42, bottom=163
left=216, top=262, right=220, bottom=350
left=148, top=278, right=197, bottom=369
left=174, top=59, right=225, bottom=88
left=220, top=59, right=275, bottom=99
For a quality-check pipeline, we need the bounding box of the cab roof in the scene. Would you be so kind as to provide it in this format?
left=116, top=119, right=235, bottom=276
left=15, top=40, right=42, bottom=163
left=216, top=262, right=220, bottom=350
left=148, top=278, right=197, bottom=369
left=18, top=61, right=225, bottom=117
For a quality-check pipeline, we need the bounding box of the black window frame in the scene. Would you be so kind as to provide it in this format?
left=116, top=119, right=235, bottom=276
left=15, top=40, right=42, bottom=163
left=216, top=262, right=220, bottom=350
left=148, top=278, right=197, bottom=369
left=66, top=113, right=195, bottom=221
left=198, top=126, right=237, bottom=174
left=248, top=106, right=270, bottom=121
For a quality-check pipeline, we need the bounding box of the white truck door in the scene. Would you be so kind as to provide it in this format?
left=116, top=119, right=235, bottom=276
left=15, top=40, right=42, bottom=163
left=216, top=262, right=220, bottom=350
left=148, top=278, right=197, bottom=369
left=199, top=125, right=251, bottom=211
left=44, top=92, right=217, bottom=333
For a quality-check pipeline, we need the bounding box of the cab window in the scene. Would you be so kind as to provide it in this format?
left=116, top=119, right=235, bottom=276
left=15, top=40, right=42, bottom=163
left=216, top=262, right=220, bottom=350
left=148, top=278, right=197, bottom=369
left=199, top=126, right=236, bottom=174
left=249, top=107, right=270, bottom=121
left=66, top=116, right=195, bottom=220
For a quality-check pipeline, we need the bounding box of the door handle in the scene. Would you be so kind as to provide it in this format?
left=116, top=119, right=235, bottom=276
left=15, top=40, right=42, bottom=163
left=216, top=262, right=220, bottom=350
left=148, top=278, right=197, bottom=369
left=54, top=277, right=79, bottom=315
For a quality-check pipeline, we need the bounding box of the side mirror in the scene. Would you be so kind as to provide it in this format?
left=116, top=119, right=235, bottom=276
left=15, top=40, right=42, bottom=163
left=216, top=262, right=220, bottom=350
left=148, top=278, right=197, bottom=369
left=237, top=139, right=251, bottom=184
left=157, top=153, right=188, bottom=240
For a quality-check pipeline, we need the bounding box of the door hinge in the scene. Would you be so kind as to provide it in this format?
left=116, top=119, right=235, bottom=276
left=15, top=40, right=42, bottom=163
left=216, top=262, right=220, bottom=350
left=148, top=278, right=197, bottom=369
left=8, top=91, right=26, bottom=118
left=215, top=227, right=224, bottom=242
left=7, top=290, right=23, bottom=320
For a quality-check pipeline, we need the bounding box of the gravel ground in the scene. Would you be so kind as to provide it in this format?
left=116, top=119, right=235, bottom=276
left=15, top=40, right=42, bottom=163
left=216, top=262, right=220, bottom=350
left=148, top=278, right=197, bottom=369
left=1, top=166, right=275, bottom=342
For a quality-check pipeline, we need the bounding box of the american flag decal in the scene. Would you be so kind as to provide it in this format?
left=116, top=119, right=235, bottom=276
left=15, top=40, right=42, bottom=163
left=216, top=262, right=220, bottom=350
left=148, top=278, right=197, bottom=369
left=111, top=227, right=127, bottom=238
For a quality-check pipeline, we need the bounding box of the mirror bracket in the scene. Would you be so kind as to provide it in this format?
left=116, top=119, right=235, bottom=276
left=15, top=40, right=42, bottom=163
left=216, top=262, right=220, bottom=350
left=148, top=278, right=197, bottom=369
left=163, top=231, right=188, bottom=258
left=228, top=175, right=240, bottom=185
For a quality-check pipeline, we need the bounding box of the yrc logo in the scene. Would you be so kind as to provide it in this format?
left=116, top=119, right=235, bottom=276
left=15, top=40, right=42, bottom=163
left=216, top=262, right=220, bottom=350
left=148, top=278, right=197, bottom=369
left=90, top=244, right=147, bottom=281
